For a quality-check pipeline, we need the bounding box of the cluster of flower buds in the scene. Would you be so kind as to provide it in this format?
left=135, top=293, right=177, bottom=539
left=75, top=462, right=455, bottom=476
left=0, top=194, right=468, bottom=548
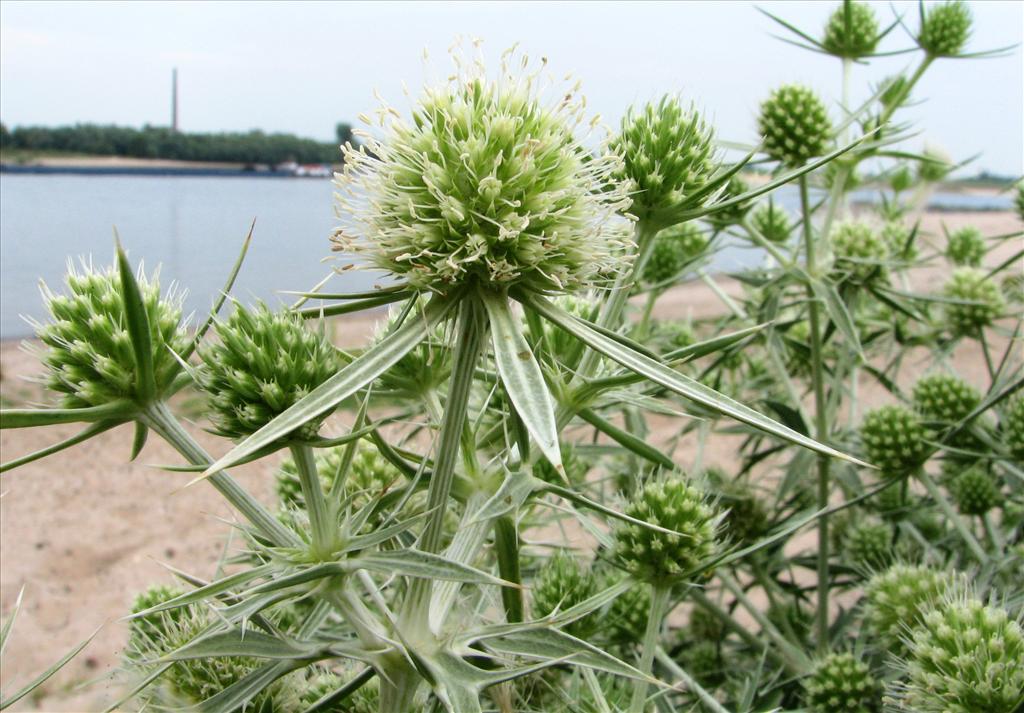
left=860, top=405, right=929, bottom=475
left=804, top=652, right=880, bottom=713
left=758, top=85, right=833, bottom=167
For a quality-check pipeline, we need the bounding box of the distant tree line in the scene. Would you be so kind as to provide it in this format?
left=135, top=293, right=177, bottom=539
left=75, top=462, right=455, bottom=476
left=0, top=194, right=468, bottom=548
left=0, top=122, right=354, bottom=165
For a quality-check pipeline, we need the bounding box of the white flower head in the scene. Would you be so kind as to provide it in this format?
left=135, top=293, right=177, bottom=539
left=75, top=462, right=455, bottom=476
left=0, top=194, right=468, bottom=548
left=332, top=41, right=633, bottom=295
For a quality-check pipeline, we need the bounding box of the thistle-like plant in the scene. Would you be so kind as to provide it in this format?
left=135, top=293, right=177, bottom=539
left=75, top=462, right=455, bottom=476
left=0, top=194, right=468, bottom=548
left=2, top=4, right=1021, bottom=713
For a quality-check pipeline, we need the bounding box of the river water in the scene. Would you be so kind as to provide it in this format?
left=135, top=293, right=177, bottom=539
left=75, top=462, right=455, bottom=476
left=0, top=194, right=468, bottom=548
left=0, top=174, right=1012, bottom=339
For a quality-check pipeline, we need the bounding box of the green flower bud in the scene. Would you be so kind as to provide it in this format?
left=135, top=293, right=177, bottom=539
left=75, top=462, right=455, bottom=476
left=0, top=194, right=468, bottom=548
left=333, top=48, right=632, bottom=294
left=860, top=405, right=929, bottom=474
left=917, top=0, right=973, bottom=57
left=680, top=640, right=724, bottom=687
left=831, top=221, right=889, bottom=284
left=863, top=564, right=953, bottom=650
left=881, top=221, right=916, bottom=261
left=613, top=477, right=720, bottom=583
left=822, top=1, right=881, bottom=58
left=872, top=483, right=908, bottom=517
left=197, top=303, right=343, bottom=440
left=128, top=585, right=186, bottom=650
left=757, top=84, right=833, bottom=167
left=125, top=583, right=294, bottom=709
left=887, top=592, right=1024, bottom=713
left=533, top=443, right=588, bottom=485
left=642, top=223, right=707, bottom=285
left=945, top=226, right=986, bottom=267
left=750, top=199, right=793, bottom=244
left=34, top=262, right=188, bottom=408
left=276, top=441, right=401, bottom=510
left=531, top=552, right=598, bottom=638
left=705, top=174, right=752, bottom=230
left=943, top=267, right=1005, bottom=335
left=717, top=483, right=770, bottom=547
left=917, top=145, right=952, bottom=183
left=604, top=578, right=651, bottom=646
left=844, top=519, right=894, bottom=569
left=803, top=652, right=880, bottom=713
left=301, top=672, right=378, bottom=713
left=647, top=319, right=695, bottom=353
left=612, top=95, right=718, bottom=225
left=889, top=164, right=914, bottom=193
left=1002, top=396, right=1024, bottom=461
left=688, top=605, right=726, bottom=642
left=912, top=373, right=981, bottom=423
left=949, top=468, right=1002, bottom=516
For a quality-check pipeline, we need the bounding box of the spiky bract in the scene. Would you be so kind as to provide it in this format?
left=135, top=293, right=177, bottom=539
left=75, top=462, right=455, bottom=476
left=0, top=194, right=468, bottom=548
left=612, top=95, right=718, bottom=225
left=831, top=221, right=889, bottom=284
left=197, top=303, right=342, bottom=440
left=613, top=477, right=720, bottom=583
left=863, top=564, right=952, bottom=649
left=804, top=652, right=880, bottom=713
left=860, top=405, right=929, bottom=475
left=758, top=84, right=833, bottom=167
left=942, top=268, right=1004, bottom=335
left=887, top=592, right=1024, bottom=713
left=945, top=226, right=985, bottom=267
left=822, top=1, right=881, bottom=58
left=333, top=47, right=632, bottom=294
left=917, top=0, right=973, bottom=57
left=642, top=222, right=707, bottom=285
left=35, top=261, right=188, bottom=408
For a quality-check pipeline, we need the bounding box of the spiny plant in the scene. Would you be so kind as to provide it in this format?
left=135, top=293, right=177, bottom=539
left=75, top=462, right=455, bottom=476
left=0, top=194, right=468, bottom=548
left=1, top=3, right=1022, bottom=713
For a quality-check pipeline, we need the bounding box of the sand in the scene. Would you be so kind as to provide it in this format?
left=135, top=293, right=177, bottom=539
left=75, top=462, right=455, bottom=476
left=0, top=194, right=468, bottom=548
left=0, top=209, right=1020, bottom=711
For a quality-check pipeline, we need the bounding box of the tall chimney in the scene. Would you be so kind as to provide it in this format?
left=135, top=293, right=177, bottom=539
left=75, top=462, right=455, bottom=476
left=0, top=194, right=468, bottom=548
left=171, top=68, right=179, bottom=133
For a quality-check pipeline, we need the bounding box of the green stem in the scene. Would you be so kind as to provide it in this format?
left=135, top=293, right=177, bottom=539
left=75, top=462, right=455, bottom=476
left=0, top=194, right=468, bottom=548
left=288, top=443, right=334, bottom=555
left=494, top=515, right=523, bottom=623
left=653, top=647, right=732, bottom=713
left=918, top=470, right=989, bottom=563
left=698, top=269, right=747, bottom=319
left=688, top=588, right=801, bottom=674
left=800, top=174, right=833, bottom=656
left=574, top=220, right=660, bottom=382
left=630, top=584, right=670, bottom=713
left=419, top=297, right=486, bottom=554
left=141, top=401, right=299, bottom=548
left=718, top=571, right=811, bottom=671
left=403, top=297, right=487, bottom=632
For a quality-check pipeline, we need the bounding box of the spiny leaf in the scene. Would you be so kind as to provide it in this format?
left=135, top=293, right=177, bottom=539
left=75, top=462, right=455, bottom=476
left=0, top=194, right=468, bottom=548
left=0, top=420, right=120, bottom=473
left=115, top=235, right=157, bottom=403
left=522, top=293, right=866, bottom=466
left=479, top=288, right=563, bottom=474
left=0, top=402, right=134, bottom=429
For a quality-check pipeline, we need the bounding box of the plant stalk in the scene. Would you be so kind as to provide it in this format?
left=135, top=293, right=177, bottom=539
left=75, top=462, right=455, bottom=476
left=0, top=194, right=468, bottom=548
left=799, top=174, right=833, bottom=655
left=141, top=401, right=299, bottom=548
left=494, top=515, right=523, bottom=623
left=917, top=470, right=989, bottom=563
left=630, top=583, right=670, bottom=713
left=288, top=442, right=334, bottom=555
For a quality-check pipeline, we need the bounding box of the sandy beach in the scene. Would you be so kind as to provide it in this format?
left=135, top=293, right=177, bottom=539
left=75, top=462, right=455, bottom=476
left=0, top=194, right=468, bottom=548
left=0, top=208, right=1020, bottom=711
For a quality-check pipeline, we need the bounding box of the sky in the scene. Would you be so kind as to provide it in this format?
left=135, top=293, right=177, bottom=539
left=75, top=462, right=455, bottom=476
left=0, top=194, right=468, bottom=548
left=1, top=1, right=1021, bottom=175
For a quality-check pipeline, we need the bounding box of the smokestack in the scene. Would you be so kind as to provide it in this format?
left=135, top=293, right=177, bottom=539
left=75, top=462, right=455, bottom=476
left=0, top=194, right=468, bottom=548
left=171, top=68, right=179, bottom=133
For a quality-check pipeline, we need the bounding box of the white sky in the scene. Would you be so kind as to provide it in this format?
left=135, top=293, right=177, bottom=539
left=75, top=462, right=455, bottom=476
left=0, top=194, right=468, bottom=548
left=1, top=1, right=1021, bottom=175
